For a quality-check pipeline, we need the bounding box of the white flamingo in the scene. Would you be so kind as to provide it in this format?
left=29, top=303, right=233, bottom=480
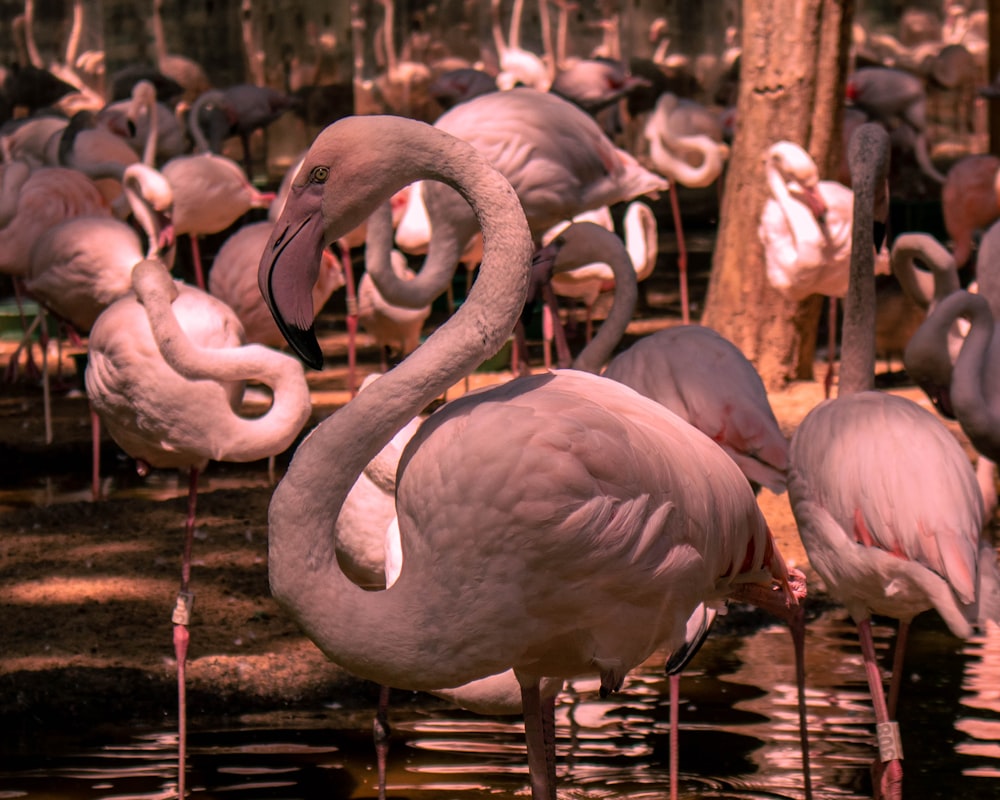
left=759, top=139, right=886, bottom=396
left=257, top=113, right=808, bottom=800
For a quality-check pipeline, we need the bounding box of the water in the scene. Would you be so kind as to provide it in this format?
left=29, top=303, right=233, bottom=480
left=2, top=610, right=998, bottom=800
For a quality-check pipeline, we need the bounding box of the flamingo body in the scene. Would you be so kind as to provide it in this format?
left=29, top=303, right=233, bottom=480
left=432, top=88, right=667, bottom=242
left=0, top=163, right=110, bottom=278
left=759, top=141, right=854, bottom=301
left=789, top=391, right=991, bottom=637
left=161, top=153, right=272, bottom=236
left=604, top=325, right=789, bottom=495
left=85, top=281, right=248, bottom=470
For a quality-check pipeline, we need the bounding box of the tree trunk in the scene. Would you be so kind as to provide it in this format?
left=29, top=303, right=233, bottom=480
left=701, top=0, right=854, bottom=391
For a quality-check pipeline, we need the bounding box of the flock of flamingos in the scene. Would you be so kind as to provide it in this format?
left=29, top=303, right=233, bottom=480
left=3, top=1, right=1000, bottom=799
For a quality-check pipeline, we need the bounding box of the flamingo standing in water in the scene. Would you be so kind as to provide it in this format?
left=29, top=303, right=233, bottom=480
left=787, top=123, right=1000, bottom=800
left=257, top=113, right=808, bottom=800
left=603, top=323, right=794, bottom=799
left=85, top=259, right=311, bottom=799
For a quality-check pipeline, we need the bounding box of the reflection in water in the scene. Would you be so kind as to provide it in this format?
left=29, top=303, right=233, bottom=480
left=2, top=608, right=998, bottom=799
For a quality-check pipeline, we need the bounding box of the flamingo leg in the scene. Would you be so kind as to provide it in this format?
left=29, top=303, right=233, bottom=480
left=858, top=618, right=903, bottom=800
left=374, top=684, right=391, bottom=800
left=40, top=308, right=52, bottom=445
left=190, top=235, right=206, bottom=290
left=541, top=281, right=573, bottom=368
left=4, top=308, right=43, bottom=384
left=90, top=406, right=102, bottom=501
left=669, top=672, right=680, bottom=800
left=886, top=620, right=910, bottom=721
left=172, top=466, right=200, bottom=799
left=789, top=605, right=813, bottom=800
left=520, top=678, right=557, bottom=800
left=667, top=183, right=689, bottom=325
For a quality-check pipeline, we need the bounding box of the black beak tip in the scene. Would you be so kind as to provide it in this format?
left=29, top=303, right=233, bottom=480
left=280, top=322, right=324, bottom=371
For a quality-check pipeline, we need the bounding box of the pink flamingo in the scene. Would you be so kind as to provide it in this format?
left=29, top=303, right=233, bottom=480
left=257, top=113, right=808, bottom=800
left=788, top=123, right=1000, bottom=800
left=160, top=152, right=274, bottom=289
left=85, top=258, right=311, bottom=798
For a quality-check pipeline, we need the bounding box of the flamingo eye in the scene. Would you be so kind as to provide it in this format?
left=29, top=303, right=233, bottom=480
left=309, top=166, right=330, bottom=183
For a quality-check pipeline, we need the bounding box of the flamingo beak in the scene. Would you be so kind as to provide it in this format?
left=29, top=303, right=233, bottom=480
left=800, top=185, right=828, bottom=224
left=259, top=184, right=328, bottom=369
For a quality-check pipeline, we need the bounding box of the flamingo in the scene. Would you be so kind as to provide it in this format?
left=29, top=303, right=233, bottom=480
left=940, top=153, right=1000, bottom=268
left=644, top=92, right=730, bottom=324
left=759, top=139, right=885, bottom=396
left=363, top=87, right=667, bottom=323
left=604, top=325, right=789, bottom=496
left=187, top=83, right=299, bottom=178
left=160, top=152, right=274, bottom=289
left=256, top=113, right=807, bottom=800
left=0, top=160, right=111, bottom=380
left=924, top=290, right=1000, bottom=473
left=98, top=78, right=187, bottom=166
left=372, top=0, right=437, bottom=123
left=149, top=0, right=212, bottom=107
left=787, top=123, right=1000, bottom=800
left=0, top=161, right=109, bottom=281
left=85, top=258, right=311, bottom=799
left=20, top=162, right=174, bottom=444
left=846, top=66, right=946, bottom=184
left=602, top=321, right=793, bottom=799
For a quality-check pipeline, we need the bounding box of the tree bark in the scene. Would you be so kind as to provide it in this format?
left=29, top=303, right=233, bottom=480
left=701, top=0, right=854, bottom=390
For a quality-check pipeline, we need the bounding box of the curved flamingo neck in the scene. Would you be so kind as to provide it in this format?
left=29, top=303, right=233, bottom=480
left=268, top=116, right=533, bottom=690
left=651, top=132, right=725, bottom=188
left=365, top=183, right=479, bottom=308
left=890, top=233, right=959, bottom=311
left=563, top=226, right=639, bottom=374
left=838, top=123, right=889, bottom=397
left=946, top=291, right=999, bottom=455
left=130, top=259, right=311, bottom=462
